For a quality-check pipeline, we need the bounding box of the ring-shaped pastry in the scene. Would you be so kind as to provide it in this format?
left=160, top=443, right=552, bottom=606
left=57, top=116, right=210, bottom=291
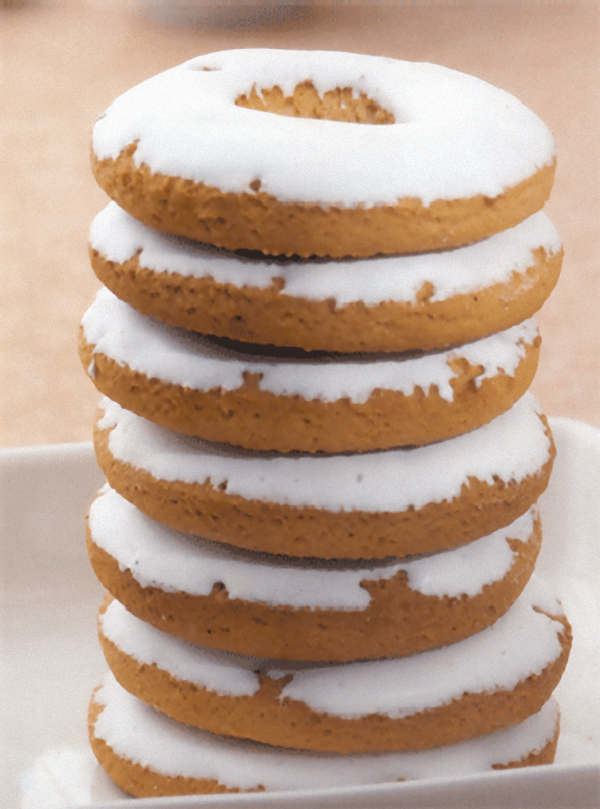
left=91, top=50, right=556, bottom=257
left=89, top=203, right=563, bottom=353
left=87, top=489, right=542, bottom=661
left=79, top=288, right=541, bottom=452
left=89, top=678, right=561, bottom=799
left=93, top=394, right=554, bottom=560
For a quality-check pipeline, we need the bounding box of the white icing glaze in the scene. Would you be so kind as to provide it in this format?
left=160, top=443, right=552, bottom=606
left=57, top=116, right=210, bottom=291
left=90, top=203, right=562, bottom=306
left=100, top=574, right=563, bottom=719
left=93, top=674, right=560, bottom=788
left=89, top=486, right=536, bottom=607
left=101, top=599, right=260, bottom=698
left=98, top=393, right=552, bottom=513
left=82, top=288, right=539, bottom=404
left=92, top=50, right=554, bottom=208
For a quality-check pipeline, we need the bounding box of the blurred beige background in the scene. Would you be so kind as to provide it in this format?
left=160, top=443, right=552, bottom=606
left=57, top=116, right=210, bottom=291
left=1, top=0, right=598, bottom=448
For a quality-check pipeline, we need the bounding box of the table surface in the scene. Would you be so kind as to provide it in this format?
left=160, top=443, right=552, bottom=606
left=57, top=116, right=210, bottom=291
left=1, top=0, right=598, bottom=448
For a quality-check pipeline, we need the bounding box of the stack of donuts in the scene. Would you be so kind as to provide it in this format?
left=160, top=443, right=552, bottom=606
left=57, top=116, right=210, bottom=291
left=79, top=50, right=571, bottom=798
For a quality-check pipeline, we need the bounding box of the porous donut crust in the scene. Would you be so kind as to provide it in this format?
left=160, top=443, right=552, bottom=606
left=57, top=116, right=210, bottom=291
left=89, top=243, right=563, bottom=354
left=91, top=146, right=555, bottom=259
left=78, top=329, right=541, bottom=454
left=87, top=513, right=541, bottom=662
left=93, top=412, right=555, bottom=560
left=98, top=597, right=571, bottom=752
left=87, top=693, right=560, bottom=799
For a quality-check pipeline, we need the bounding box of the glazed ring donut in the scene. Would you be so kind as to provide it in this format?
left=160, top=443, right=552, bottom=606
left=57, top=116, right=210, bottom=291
left=79, top=288, right=541, bottom=453
left=89, top=677, right=561, bottom=798
left=89, top=204, right=562, bottom=354
left=91, top=50, right=556, bottom=258
left=93, top=394, right=555, bottom=560
left=97, top=579, right=570, bottom=753
left=87, top=487, right=542, bottom=661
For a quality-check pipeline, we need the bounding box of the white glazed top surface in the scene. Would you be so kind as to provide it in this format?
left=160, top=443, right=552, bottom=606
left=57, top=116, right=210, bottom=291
left=100, top=574, right=564, bottom=719
left=92, top=49, right=555, bottom=207
left=92, top=674, right=559, bottom=788
left=97, top=393, right=552, bottom=513
left=82, top=288, right=539, bottom=404
left=89, top=485, right=537, bottom=607
left=90, top=203, right=562, bottom=306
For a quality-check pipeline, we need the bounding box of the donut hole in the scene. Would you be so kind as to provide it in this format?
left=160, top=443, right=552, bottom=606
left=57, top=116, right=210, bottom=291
left=236, top=80, right=395, bottom=125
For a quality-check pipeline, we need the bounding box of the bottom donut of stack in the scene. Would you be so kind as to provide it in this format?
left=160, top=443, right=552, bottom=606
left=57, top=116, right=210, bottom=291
left=90, top=677, right=561, bottom=798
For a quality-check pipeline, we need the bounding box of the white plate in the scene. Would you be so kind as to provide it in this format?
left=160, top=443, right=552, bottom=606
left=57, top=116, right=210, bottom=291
left=1, top=418, right=598, bottom=809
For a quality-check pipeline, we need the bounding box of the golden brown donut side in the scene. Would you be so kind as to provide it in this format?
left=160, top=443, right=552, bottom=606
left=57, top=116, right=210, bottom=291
left=87, top=692, right=560, bottom=799
left=89, top=245, right=562, bottom=353
left=79, top=329, right=540, bottom=452
left=92, top=412, right=555, bottom=560
left=97, top=596, right=571, bottom=752
left=91, top=146, right=556, bottom=258
left=86, top=514, right=541, bottom=661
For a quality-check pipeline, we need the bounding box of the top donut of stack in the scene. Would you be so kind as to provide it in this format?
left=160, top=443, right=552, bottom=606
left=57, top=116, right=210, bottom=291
left=91, top=49, right=556, bottom=260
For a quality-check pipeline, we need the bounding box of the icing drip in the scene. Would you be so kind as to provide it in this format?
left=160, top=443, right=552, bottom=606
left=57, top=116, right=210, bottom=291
left=98, top=394, right=551, bottom=513
left=90, top=203, right=561, bottom=306
left=89, top=487, right=536, bottom=607
left=82, top=288, right=539, bottom=404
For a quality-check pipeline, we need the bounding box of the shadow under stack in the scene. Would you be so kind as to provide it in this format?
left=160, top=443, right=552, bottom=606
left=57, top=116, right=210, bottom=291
left=79, top=49, right=571, bottom=798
